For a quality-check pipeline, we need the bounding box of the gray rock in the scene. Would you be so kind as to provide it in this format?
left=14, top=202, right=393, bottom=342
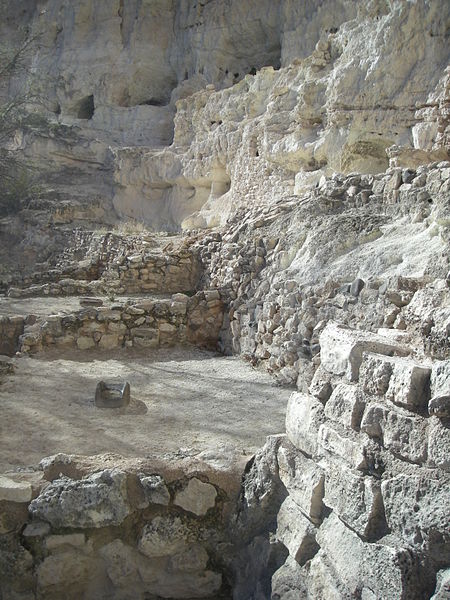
left=319, top=322, right=409, bottom=382
left=286, top=392, right=325, bottom=456
left=322, top=459, right=385, bottom=539
left=360, top=401, right=427, bottom=464
left=29, top=469, right=130, bottom=528
left=381, top=471, right=450, bottom=566
left=275, top=497, right=318, bottom=566
left=324, top=383, right=366, bottom=430
left=277, top=438, right=324, bottom=524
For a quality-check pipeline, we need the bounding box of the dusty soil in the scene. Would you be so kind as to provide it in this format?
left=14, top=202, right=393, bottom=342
left=0, top=347, right=290, bottom=473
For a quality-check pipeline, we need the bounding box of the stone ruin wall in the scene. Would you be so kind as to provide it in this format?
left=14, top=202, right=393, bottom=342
left=0, top=0, right=449, bottom=599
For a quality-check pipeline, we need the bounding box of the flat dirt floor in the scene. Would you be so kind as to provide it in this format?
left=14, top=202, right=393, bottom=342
left=0, top=347, right=290, bottom=472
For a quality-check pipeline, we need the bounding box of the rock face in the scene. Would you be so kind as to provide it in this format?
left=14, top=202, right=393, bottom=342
left=0, top=1, right=449, bottom=599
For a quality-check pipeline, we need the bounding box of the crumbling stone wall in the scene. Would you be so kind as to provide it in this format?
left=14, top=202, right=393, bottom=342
left=18, top=291, right=224, bottom=354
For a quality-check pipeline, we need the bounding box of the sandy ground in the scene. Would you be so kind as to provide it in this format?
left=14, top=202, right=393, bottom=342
left=0, top=347, right=290, bottom=472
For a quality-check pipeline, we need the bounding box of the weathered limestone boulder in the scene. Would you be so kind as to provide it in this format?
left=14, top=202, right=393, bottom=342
left=277, top=438, right=324, bottom=525
left=323, top=383, right=366, bottom=430
left=429, top=360, right=450, bottom=418
left=29, top=469, right=131, bottom=528
left=360, top=402, right=428, bottom=464
left=285, top=393, right=325, bottom=456
left=316, top=512, right=434, bottom=599
left=381, top=471, right=450, bottom=566
left=322, top=459, right=385, bottom=539
left=174, top=477, right=217, bottom=516
left=275, top=497, right=318, bottom=566
left=319, top=322, right=409, bottom=381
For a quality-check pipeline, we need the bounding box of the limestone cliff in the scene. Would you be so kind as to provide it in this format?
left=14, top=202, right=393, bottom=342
left=0, top=1, right=449, bottom=599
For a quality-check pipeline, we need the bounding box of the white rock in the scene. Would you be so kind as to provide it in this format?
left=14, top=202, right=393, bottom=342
left=277, top=439, right=324, bottom=524
left=0, top=475, right=32, bottom=503
left=29, top=469, right=130, bottom=528
left=174, top=477, right=217, bottom=516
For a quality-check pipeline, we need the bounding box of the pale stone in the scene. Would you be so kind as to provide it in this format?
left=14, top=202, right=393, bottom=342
left=322, top=459, right=384, bottom=538
left=360, top=402, right=427, bottom=464
left=285, top=392, right=325, bottom=456
left=324, top=383, right=365, bottom=430
left=277, top=439, right=324, bottom=524
left=381, top=472, right=450, bottom=563
left=319, top=322, right=409, bottom=382
left=428, top=417, right=450, bottom=472
left=98, top=333, right=119, bottom=349
left=386, top=361, right=431, bottom=412
left=276, top=497, right=318, bottom=566
left=174, top=477, right=217, bottom=516
left=316, top=512, right=431, bottom=598
left=0, top=475, right=32, bottom=503
left=317, top=424, right=369, bottom=471
left=76, top=336, right=95, bottom=350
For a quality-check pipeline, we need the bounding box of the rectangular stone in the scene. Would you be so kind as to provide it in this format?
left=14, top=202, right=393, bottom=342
left=324, top=383, right=365, bottom=430
left=0, top=475, right=32, bottom=503
left=277, top=439, right=324, bottom=524
left=286, top=393, right=325, bottom=456
left=317, top=424, right=368, bottom=471
left=276, top=497, right=318, bottom=566
left=322, top=459, right=384, bottom=538
left=319, top=321, right=409, bottom=381
left=360, top=401, right=427, bottom=464
left=316, top=512, right=431, bottom=598
left=386, top=361, right=431, bottom=412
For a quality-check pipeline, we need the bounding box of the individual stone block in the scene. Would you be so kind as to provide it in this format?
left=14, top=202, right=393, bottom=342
left=319, top=321, right=409, bottom=381
left=360, top=402, right=427, bottom=464
left=286, top=392, right=325, bottom=456
left=308, top=365, right=334, bottom=403
left=95, top=381, right=130, bottom=408
left=0, top=475, right=32, bottom=503
left=139, top=474, right=170, bottom=506
left=381, top=472, right=450, bottom=565
left=429, top=360, right=450, bottom=418
left=359, top=353, right=395, bottom=396
left=174, top=478, right=217, bottom=516
left=427, top=417, right=450, bottom=472
left=37, top=552, right=92, bottom=593
left=276, top=497, right=318, bottom=566
left=139, top=516, right=190, bottom=558
left=29, top=469, right=131, bottom=528
left=316, top=512, right=432, bottom=599
left=386, top=361, right=431, bottom=412
left=317, top=423, right=369, bottom=471
left=324, top=383, right=366, bottom=430
left=169, top=544, right=209, bottom=573
left=277, top=439, right=324, bottom=524
left=322, top=459, right=385, bottom=538
left=99, top=539, right=142, bottom=588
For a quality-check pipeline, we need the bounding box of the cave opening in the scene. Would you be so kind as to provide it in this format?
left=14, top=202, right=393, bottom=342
left=76, top=94, right=95, bottom=120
